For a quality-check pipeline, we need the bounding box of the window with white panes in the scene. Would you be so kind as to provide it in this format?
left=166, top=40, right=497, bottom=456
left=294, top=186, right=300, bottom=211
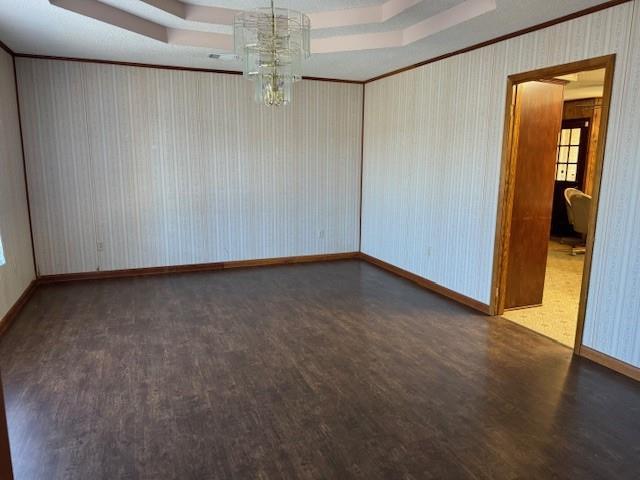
left=556, top=127, right=582, bottom=182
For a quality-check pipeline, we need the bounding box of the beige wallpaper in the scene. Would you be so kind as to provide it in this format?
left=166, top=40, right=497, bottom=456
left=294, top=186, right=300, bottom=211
left=16, top=60, right=363, bottom=274
left=582, top=0, right=640, bottom=366
left=362, top=1, right=640, bottom=367
left=0, top=49, right=35, bottom=319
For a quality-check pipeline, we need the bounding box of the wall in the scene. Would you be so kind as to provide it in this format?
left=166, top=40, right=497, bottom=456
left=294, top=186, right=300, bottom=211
left=16, top=59, right=363, bottom=275
left=0, top=49, right=34, bottom=320
left=362, top=1, right=640, bottom=367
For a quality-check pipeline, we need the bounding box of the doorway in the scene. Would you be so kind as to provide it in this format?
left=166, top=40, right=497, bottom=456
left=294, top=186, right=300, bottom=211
left=491, top=56, right=615, bottom=352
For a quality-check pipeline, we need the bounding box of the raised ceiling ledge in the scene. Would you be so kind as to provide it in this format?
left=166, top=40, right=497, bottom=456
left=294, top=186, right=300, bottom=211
left=140, top=0, right=426, bottom=29
left=141, top=0, right=238, bottom=26
left=50, top=0, right=497, bottom=54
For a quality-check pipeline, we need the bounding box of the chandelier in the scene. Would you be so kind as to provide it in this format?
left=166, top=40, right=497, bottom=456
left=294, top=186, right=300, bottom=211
left=234, top=0, right=311, bottom=107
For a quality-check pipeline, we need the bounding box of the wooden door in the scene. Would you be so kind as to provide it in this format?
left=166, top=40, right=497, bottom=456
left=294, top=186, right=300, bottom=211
left=550, top=118, right=591, bottom=237
left=505, top=81, right=565, bottom=309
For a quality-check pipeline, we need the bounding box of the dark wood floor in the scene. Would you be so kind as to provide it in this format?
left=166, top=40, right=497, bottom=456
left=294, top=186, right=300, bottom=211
left=1, top=260, right=639, bottom=479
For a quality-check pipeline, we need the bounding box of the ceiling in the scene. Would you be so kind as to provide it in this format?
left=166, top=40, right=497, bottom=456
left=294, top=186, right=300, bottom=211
left=0, top=0, right=615, bottom=81
left=561, top=69, right=606, bottom=101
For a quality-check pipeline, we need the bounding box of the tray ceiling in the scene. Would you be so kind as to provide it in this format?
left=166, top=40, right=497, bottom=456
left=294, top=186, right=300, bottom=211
left=0, top=0, right=616, bottom=80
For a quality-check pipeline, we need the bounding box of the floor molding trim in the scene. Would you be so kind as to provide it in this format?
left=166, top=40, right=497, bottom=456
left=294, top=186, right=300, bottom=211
left=358, top=252, right=491, bottom=315
left=8, top=256, right=640, bottom=385
left=0, top=280, right=38, bottom=337
left=37, top=252, right=360, bottom=284
left=579, top=346, right=640, bottom=382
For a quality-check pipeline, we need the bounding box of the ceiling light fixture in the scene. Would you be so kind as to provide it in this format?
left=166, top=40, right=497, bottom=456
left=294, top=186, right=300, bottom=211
left=234, top=0, right=311, bottom=107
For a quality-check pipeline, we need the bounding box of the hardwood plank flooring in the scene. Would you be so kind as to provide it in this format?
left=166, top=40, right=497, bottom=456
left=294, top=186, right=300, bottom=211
left=0, top=260, right=639, bottom=479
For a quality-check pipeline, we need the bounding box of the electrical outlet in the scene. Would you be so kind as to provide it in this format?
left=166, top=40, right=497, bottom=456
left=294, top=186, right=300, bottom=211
left=97, top=242, right=104, bottom=252
left=319, top=230, right=325, bottom=239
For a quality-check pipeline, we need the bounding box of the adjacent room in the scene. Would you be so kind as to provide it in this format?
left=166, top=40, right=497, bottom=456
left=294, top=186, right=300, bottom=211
left=500, top=67, right=607, bottom=348
left=0, top=1, right=639, bottom=479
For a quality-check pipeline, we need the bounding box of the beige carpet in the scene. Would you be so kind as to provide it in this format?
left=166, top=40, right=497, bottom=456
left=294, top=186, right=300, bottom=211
left=503, top=241, right=585, bottom=347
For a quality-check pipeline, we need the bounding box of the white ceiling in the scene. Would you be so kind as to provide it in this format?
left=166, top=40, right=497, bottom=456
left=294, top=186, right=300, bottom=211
left=562, top=68, right=606, bottom=101
left=0, top=0, right=615, bottom=81
left=102, top=0, right=463, bottom=37
left=188, top=0, right=381, bottom=10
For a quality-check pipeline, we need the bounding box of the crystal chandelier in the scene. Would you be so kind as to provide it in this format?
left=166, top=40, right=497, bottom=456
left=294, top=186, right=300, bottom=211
left=234, top=0, right=311, bottom=106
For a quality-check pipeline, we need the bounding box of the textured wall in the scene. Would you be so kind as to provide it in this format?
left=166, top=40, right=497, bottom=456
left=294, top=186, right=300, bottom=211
left=582, top=1, right=640, bottom=366
left=362, top=1, right=640, bottom=366
left=16, top=59, right=363, bottom=274
left=363, top=46, right=500, bottom=303
left=0, top=50, right=34, bottom=319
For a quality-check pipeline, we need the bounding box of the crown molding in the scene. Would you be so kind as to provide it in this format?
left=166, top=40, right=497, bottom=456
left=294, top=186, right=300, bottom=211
left=0, top=39, right=14, bottom=57
left=13, top=53, right=365, bottom=84
left=366, top=0, right=633, bottom=83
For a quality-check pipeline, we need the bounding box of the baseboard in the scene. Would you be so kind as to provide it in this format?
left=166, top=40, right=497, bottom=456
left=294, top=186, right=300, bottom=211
left=579, top=346, right=640, bottom=382
left=358, top=253, right=491, bottom=315
left=37, top=252, right=360, bottom=284
left=0, top=280, right=38, bottom=336
left=9, top=256, right=639, bottom=384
